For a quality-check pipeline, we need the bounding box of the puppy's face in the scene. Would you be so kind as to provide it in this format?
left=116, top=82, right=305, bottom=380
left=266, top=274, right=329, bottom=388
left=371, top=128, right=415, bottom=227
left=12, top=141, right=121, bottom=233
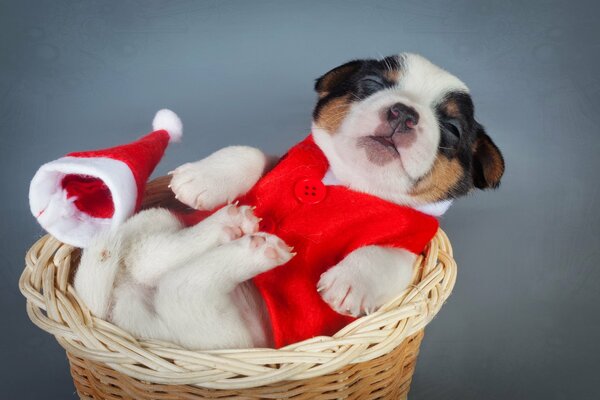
left=311, top=53, right=504, bottom=206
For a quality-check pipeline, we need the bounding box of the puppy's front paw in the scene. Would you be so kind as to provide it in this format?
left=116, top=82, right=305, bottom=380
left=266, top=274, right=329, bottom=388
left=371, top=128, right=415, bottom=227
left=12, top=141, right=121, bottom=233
left=318, top=248, right=416, bottom=317
left=169, top=162, right=229, bottom=210
left=219, top=204, right=260, bottom=241
left=318, top=264, right=374, bottom=317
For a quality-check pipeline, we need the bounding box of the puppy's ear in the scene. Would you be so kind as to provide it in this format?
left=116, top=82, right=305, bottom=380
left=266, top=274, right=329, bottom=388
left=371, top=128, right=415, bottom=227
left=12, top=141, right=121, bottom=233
left=472, top=129, right=505, bottom=189
left=315, top=61, right=362, bottom=98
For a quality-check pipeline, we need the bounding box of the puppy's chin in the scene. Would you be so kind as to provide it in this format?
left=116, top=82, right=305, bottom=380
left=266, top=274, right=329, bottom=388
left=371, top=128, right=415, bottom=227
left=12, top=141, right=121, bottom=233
left=312, top=125, right=418, bottom=207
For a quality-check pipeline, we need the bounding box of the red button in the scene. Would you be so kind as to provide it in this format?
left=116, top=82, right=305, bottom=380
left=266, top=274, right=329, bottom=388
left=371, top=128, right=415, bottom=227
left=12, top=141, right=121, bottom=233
left=294, top=178, right=326, bottom=204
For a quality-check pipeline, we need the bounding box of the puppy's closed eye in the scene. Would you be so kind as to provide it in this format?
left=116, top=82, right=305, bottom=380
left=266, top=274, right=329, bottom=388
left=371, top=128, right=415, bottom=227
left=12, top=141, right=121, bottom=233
left=439, top=119, right=462, bottom=151
left=444, top=119, right=462, bottom=138
left=359, top=76, right=385, bottom=89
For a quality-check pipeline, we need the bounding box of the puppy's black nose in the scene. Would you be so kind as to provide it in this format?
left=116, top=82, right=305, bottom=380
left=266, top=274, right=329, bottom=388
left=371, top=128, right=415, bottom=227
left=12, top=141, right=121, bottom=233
left=387, top=103, right=419, bottom=132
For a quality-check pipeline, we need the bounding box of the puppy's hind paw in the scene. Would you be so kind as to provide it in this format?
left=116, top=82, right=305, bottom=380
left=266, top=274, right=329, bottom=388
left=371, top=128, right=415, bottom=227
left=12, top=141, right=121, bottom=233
left=243, top=233, right=295, bottom=271
left=217, top=204, right=260, bottom=242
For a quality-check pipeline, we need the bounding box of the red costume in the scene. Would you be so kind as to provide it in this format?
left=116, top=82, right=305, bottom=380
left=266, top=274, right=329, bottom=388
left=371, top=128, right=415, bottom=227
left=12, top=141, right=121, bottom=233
left=186, top=135, right=439, bottom=348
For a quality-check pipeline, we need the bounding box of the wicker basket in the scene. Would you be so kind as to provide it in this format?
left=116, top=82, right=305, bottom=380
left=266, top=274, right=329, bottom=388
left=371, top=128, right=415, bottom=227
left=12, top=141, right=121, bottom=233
left=19, top=177, right=457, bottom=400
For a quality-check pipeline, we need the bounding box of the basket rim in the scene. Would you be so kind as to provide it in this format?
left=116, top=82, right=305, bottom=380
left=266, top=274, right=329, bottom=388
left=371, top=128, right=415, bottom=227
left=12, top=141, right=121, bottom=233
left=20, top=228, right=456, bottom=390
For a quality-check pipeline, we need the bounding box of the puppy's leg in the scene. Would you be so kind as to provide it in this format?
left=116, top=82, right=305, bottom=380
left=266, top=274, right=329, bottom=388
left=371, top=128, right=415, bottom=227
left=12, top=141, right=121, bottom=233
left=73, top=230, right=123, bottom=319
left=74, top=208, right=182, bottom=319
left=173, top=203, right=261, bottom=253
left=154, top=233, right=294, bottom=349
left=169, top=146, right=278, bottom=210
left=110, top=282, right=170, bottom=341
left=124, top=203, right=260, bottom=286
left=159, top=232, right=294, bottom=296
left=317, top=246, right=417, bottom=317
left=119, top=207, right=183, bottom=238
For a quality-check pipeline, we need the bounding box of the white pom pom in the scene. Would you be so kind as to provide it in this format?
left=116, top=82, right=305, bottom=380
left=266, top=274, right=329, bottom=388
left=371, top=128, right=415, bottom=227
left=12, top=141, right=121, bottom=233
left=152, top=109, right=183, bottom=143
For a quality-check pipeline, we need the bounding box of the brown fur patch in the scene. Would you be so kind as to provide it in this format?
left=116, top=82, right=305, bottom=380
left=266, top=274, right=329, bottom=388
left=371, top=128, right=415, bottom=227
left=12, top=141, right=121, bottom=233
left=100, top=249, right=110, bottom=262
left=472, top=134, right=504, bottom=188
left=383, top=68, right=400, bottom=83
left=314, top=94, right=352, bottom=134
left=442, top=99, right=461, bottom=117
left=484, top=151, right=504, bottom=186
left=410, top=156, right=465, bottom=202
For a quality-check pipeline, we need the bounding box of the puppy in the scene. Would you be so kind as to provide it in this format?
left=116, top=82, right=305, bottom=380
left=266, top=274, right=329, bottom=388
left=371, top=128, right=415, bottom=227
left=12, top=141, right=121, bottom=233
left=74, top=53, right=504, bottom=350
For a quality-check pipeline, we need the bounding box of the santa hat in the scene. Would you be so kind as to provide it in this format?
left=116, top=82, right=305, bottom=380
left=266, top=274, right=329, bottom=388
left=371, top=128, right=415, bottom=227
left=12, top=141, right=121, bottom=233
left=29, top=109, right=182, bottom=248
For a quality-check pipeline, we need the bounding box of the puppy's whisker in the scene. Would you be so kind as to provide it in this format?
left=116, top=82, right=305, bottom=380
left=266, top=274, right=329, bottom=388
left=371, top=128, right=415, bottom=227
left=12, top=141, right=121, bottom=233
left=327, top=113, right=351, bottom=126
left=383, top=57, right=393, bottom=73
left=348, top=91, right=361, bottom=101
left=378, top=53, right=393, bottom=73
left=326, top=104, right=352, bottom=112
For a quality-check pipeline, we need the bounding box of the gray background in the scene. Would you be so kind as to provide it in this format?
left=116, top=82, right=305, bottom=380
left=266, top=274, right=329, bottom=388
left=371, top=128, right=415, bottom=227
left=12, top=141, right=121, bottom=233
left=1, top=0, right=599, bottom=399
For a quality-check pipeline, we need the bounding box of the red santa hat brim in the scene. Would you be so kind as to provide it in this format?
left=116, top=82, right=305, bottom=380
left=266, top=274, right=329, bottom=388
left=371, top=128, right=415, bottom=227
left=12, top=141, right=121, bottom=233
left=29, top=156, right=138, bottom=248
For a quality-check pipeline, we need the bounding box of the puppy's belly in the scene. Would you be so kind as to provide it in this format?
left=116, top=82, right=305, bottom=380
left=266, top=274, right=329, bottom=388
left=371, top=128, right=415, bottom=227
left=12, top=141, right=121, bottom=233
left=230, top=280, right=272, bottom=348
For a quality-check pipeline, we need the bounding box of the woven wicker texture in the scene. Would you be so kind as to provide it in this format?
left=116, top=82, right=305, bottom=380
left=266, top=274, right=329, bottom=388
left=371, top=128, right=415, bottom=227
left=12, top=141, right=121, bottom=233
left=19, top=178, right=457, bottom=398
left=66, top=331, right=423, bottom=400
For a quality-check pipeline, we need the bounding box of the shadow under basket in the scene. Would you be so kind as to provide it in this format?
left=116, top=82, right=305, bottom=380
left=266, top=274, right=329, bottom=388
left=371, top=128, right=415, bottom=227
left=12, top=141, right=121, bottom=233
left=19, top=177, right=457, bottom=400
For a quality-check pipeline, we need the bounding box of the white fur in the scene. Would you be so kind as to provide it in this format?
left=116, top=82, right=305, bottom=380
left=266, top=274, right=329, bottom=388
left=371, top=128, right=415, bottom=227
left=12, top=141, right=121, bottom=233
left=74, top=229, right=124, bottom=319
left=414, top=198, right=453, bottom=216
left=152, top=109, right=183, bottom=143
left=75, top=204, right=292, bottom=349
left=76, top=53, right=461, bottom=350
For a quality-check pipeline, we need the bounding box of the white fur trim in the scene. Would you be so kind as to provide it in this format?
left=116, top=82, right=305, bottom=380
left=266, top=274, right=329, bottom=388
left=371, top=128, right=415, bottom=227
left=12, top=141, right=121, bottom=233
left=29, top=156, right=137, bottom=247
left=152, top=109, right=183, bottom=143
left=322, top=168, right=344, bottom=186
left=414, top=199, right=453, bottom=217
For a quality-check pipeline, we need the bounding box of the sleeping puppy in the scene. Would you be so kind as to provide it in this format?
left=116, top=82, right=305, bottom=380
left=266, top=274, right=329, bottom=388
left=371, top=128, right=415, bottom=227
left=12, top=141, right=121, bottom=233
left=74, top=53, right=504, bottom=350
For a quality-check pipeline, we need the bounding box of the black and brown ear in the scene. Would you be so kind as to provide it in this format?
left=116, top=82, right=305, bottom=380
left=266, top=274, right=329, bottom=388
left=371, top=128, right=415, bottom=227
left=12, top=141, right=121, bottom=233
left=472, top=131, right=505, bottom=189
left=314, top=60, right=362, bottom=98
